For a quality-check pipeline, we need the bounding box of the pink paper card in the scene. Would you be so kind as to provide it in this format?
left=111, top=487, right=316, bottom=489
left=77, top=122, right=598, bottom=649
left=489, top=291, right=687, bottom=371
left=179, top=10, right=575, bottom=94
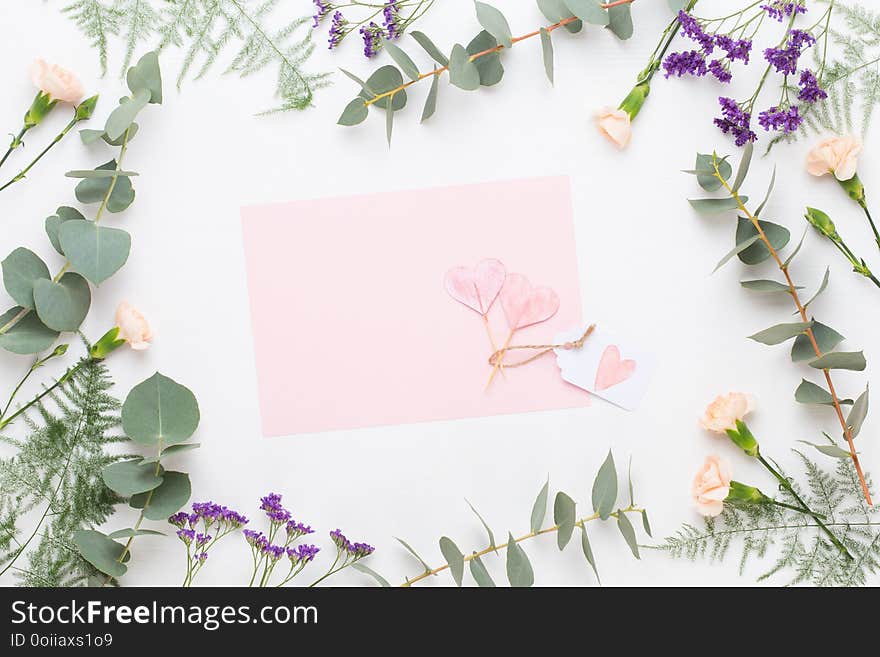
left=241, top=177, right=587, bottom=436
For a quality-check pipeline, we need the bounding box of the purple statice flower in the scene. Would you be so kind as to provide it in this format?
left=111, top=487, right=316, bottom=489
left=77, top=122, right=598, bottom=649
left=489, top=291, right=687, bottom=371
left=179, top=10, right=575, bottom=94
left=177, top=528, right=196, bottom=545
left=764, top=29, right=815, bottom=75
left=195, top=533, right=212, bottom=548
left=312, top=0, right=332, bottom=28
left=260, top=492, right=292, bottom=525
left=708, top=59, right=732, bottom=83
left=285, top=520, right=314, bottom=539
left=195, top=552, right=208, bottom=563
left=328, top=11, right=345, bottom=50
left=243, top=529, right=268, bottom=550
left=349, top=542, right=375, bottom=558
left=715, top=35, right=752, bottom=64
left=663, top=50, right=708, bottom=79
left=169, top=512, right=189, bottom=528
left=383, top=1, right=401, bottom=40
left=761, top=1, right=806, bottom=22
left=678, top=11, right=714, bottom=54
left=797, top=69, right=827, bottom=103
left=287, top=544, right=321, bottom=565
left=330, top=528, right=351, bottom=551
left=714, top=97, right=757, bottom=146
left=359, top=22, right=385, bottom=58
left=758, top=105, right=802, bottom=132
left=262, top=543, right=286, bottom=562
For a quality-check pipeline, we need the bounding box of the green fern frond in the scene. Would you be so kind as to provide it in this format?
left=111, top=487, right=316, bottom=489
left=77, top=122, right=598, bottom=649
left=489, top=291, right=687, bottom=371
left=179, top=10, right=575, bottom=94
left=661, top=452, right=880, bottom=586
left=0, top=356, right=124, bottom=587
left=62, top=0, right=122, bottom=75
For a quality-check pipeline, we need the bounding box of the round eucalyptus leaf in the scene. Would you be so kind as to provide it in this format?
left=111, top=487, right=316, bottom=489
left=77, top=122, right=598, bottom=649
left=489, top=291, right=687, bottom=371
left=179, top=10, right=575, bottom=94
left=0, top=307, right=59, bottom=355
left=448, top=44, right=481, bottom=91
left=140, top=471, right=192, bottom=520
left=338, top=98, right=369, bottom=126
left=126, top=50, right=163, bottom=104
left=46, top=206, right=87, bottom=255
left=2, top=247, right=50, bottom=309
left=73, top=530, right=128, bottom=577
left=59, top=221, right=131, bottom=285
left=359, top=65, right=407, bottom=110
left=75, top=160, right=136, bottom=213
left=736, top=217, right=790, bottom=265
left=33, top=273, right=91, bottom=332
left=122, top=372, right=200, bottom=446
left=105, top=88, right=150, bottom=141
left=467, top=31, right=504, bottom=87
left=102, top=459, right=164, bottom=496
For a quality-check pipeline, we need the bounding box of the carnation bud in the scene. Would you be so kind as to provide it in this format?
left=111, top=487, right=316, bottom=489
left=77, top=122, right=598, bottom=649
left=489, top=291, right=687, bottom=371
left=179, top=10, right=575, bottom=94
left=725, top=419, right=760, bottom=457
left=24, top=91, right=57, bottom=129
left=618, top=81, right=651, bottom=121
left=89, top=327, right=126, bottom=360
left=805, top=207, right=839, bottom=241
left=838, top=173, right=866, bottom=204
left=725, top=481, right=772, bottom=507
left=75, top=94, right=99, bottom=121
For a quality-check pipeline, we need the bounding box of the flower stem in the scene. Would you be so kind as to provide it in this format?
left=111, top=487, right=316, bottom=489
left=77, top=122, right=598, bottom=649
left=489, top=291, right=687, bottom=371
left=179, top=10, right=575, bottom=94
left=859, top=200, right=880, bottom=253
left=399, top=505, right=643, bottom=587
left=0, top=358, right=90, bottom=433
left=0, top=116, right=79, bottom=193
left=0, top=127, right=28, bottom=170
left=714, top=159, right=873, bottom=508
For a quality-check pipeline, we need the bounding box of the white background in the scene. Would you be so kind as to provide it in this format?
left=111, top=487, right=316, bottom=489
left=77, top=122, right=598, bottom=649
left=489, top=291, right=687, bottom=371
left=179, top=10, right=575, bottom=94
left=1, top=0, right=877, bottom=587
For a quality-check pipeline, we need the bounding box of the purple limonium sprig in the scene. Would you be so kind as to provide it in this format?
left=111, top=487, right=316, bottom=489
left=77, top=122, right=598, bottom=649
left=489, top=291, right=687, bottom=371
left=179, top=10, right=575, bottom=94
left=758, top=105, right=803, bottom=132
left=383, top=1, right=401, bottom=40
left=275, top=544, right=322, bottom=587
left=714, top=97, right=757, bottom=147
left=311, top=0, right=332, bottom=29
left=328, top=11, right=346, bottom=50
left=678, top=10, right=715, bottom=54
left=359, top=22, right=385, bottom=59
left=764, top=29, right=815, bottom=75
left=308, top=529, right=376, bottom=587
left=797, top=69, right=827, bottom=103
left=171, top=500, right=248, bottom=587
left=761, top=1, right=807, bottom=22
left=662, top=13, right=752, bottom=85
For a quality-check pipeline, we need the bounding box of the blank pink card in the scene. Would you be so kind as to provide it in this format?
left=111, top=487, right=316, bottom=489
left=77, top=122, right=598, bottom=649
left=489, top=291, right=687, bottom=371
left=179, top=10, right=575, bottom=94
left=241, top=177, right=587, bottom=436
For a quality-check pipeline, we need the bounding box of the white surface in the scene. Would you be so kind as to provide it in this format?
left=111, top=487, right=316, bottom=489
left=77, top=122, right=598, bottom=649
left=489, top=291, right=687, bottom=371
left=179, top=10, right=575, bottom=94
left=1, top=0, right=877, bottom=587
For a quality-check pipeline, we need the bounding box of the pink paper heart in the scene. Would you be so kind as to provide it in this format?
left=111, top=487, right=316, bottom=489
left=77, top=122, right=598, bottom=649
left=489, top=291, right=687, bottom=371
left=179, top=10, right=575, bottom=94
left=500, top=273, right=560, bottom=330
left=594, top=345, right=636, bottom=391
left=444, top=259, right=506, bottom=315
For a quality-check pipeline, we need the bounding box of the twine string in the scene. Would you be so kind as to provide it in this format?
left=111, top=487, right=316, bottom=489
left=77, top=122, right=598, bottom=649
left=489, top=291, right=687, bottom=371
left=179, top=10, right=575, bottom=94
left=488, top=324, right=596, bottom=369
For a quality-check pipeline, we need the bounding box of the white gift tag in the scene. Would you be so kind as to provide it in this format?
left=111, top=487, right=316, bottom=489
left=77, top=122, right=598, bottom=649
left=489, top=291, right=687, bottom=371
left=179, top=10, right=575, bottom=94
left=554, top=324, right=655, bottom=411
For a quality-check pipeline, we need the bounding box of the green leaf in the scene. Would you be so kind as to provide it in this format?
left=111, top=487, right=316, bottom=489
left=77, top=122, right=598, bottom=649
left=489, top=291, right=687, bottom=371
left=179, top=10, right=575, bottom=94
left=161, top=443, right=201, bottom=458
left=105, top=88, right=150, bottom=141
left=421, top=72, right=439, bottom=122
left=385, top=103, right=394, bottom=147
left=735, top=217, right=790, bottom=265
left=537, top=0, right=583, bottom=32
left=73, top=530, right=127, bottom=577
left=139, top=471, right=191, bottom=520
left=553, top=492, right=576, bottom=550
left=384, top=41, right=420, bottom=80
left=755, top=166, right=776, bottom=216
left=448, top=44, right=481, bottom=90
left=65, top=169, right=138, bottom=178
left=748, top=321, right=812, bottom=346
left=0, top=307, right=59, bottom=355
left=439, top=537, right=465, bottom=586
left=75, top=160, right=135, bottom=213
left=616, top=511, right=640, bottom=559
left=731, top=142, right=753, bottom=193
left=791, top=321, right=844, bottom=362
left=33, top=273, right=91, bottom=332
left=713, top=234, right=761, bottom=273
left=102, top=123, right=138, bottom=146
left=466, top=499, right=496, bottom=550
left=338, top=68, right=374, bottom=94
left=59, top=221, right=131, bottom=285
left=591, top=450, right=617, bottom=520
left=530, top=477, right=550, bottom=533
left=80, top=128, right=106, bottom=144
left=740, top=279, right=796, bottom=293
left=847, top=387, right=869, bottom=438
left=2, top=248, right=50, bottom=309
left=607, top=4, right=633, bottom=40
left=102, top=459, right=163, bottom=497
left=641, top=510, right=652, bottom=537
left=810, top=351, right=866, bottom=371
left=475, top=2, right=513, bottom=48
left=337, top=98, right=368, bottom=126
left=783, top=228, right=808, bottom=267
left=469, top=556, right=495, bottom=587
left=46, top=206, right=86, bottom=255
left=352, top=562, right=390, bottom=587
left=466, top=32, right=503, bottom=87
left=540, top=28, right=554, bottom=84
left=668, top=0, right=688, bottom=11
left=795, top=379, right=836, bottom=406
left=505, top=532, right=534, bottom=587
left=122, top=372, right=200, bottom=447
left=804, top=267, right=830, bottom=309
left=410, top=31, right=449, bottom=66
left=126, top=50, right=162, bottom=103
left=627, top=456, right=635, bottom=506
left=358, top=66, right=407, bottom=110
left=107, top=528, right=165, bottom=539
left=690, top=153, right=731, bottom=192
left=579, top=525, right=600, bottom=583
left=395, top=537, right=432, bottom=572
left=564, top=0, right=609, bottom=25
left=688, top=197, right=747, bottom=214
left=797, top=441, right=853, bottom=459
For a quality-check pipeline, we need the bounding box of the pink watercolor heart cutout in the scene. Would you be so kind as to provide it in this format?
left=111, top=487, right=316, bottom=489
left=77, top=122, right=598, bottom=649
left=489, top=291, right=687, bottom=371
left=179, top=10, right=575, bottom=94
left=594, top=345, right=636, bottom=391
left=500, top=273, right=560, bottom=330
left=444, top=259, right=507, bottom=315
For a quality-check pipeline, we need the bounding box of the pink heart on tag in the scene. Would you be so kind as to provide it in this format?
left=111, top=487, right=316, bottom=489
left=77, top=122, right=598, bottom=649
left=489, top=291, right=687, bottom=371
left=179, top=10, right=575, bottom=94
left=594, top=345, right=636, bottom=391
left=444, top=259, right=507, bottom=315
left=500, top=273, right=560, bottom=330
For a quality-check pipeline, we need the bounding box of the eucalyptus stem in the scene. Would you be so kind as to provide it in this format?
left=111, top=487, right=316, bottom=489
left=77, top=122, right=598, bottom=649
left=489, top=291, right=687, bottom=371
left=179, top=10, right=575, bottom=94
left=0, top=117, right=78, bottom=193
left=712, top=157, right=873, bottom=507
left=399, top=505, right=643, bottom=587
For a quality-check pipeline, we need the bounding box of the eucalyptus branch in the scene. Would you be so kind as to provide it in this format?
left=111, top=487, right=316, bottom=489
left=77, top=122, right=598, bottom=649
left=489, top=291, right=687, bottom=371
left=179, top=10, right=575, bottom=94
left=708, top=155, right=872, bottom=506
